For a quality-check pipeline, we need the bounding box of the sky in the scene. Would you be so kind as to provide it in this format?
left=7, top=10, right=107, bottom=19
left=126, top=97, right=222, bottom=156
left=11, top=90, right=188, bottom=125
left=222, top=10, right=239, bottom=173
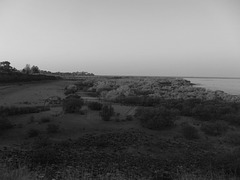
left=0, top=0, right=240, bottom=77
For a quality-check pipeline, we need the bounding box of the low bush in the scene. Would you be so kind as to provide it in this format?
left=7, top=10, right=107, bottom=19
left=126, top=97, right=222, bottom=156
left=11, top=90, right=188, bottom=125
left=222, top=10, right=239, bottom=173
left=0, top=116, right=13, bottom=132
left=40, top=116, right=51, bottom=123
left=201, top=121, right=228, bottom=136
left=28, top=116, right=35, bottom=124
left=64, top=85, right=78, bottom=95
left=120, top=98, right=240, bottom=122
left=225, top=132, right=240, bottom=146
left=222, top=114, right=240, bottom=126
left=116, top=96, right=161, bottom=106
left=88, top=102, right=103, bottom=111
left=100, top=105, right=115, bottom=121
left=47, top=124, right=59, bottom=133
left=79, top=109, right=87, bottom=115
left=181, top=124, right=199, bottom=140
left=30, top=146, right=60, bottom=165
left=135, top=106, right=178, bottom=130
left=126, top=115, right=133, bottom=121
left=64, top=89, right=76, bottom=95
left=213, top=148, right=240, bottom=176
left=32, top=136, right=52, bottom=148
left=28, top=128, right=40, bottom=138
left=63, top=96, right=84, bottom=113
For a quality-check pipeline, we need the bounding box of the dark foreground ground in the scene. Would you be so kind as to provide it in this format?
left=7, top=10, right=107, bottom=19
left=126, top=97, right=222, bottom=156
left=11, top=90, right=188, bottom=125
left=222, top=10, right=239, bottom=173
left=1, top=79, right=240, bottom=180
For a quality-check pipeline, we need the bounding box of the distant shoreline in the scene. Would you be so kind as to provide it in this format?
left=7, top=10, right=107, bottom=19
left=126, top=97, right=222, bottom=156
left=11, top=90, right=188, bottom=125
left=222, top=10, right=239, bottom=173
left=96, top=75, right=240, bottom=80
left=182, top=77, right=240, bottom=80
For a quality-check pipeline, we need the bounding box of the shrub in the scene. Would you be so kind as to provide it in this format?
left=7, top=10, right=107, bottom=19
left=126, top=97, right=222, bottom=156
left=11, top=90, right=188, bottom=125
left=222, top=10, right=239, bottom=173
left=116, top=96, right=161, bottom=106
left=32, top=136, right=52, bottom=148
left=225, top=132, right=240, bottom=146
left=47, top=124, right=59, bottom=133
left=40, top=116, right=51, bottom=123
left=28, top=116, right=35, bottom=124
left=30, top=147, right=60, bottom=165
left=88, top=102, right=103, bottom=111
left=201, top=121, right=228, bottom=136
left=213, top=148, right=240, bottom=176
left=100, top=105, right=115, bottom=121
left=64, top=89, right=76, bottom=95
left=28, top=128, right=40, bottom=138
left=64, top=85, right=78, bottom=95
left=181, top=124, right=199, bottom=140
left=0, top=116, right=13, bottom=132
left=63, top=96, right=84, bottom=113
left=126, top=115, right=133, bottom=121
left=222, top=114, right=240, bottom=126
left=135, top=106, right=178, bottom=130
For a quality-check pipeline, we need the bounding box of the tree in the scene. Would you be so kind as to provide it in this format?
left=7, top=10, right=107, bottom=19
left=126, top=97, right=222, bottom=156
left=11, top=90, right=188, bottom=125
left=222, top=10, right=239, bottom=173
left=23, top=64, right=31, bottom=74
left=0, top=61, right=13, bottom=73
left=31, top=66, right=40, bottom=74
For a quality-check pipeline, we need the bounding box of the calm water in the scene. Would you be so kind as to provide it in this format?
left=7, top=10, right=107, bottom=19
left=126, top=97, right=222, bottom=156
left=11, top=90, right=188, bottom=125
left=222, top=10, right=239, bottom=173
left=184, top=78, right=240, bottom=96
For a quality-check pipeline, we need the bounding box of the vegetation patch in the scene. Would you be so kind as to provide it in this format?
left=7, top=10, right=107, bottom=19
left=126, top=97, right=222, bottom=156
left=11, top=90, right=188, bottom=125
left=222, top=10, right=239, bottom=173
left=47, top=124, right=59, bottom=134
left=0, top=116, right=13, bottom=133
left=225, top=132, right=240, bottom=146
left=181, top=123, right=199, bottom=140
left=27, top=128, right=40, bottom=138
left=201, top=121, right=228, bottom=136
left=63, top=96, right=84, bottom=113
left=116, top=98, right=240, bottom=124
left=135, top=106, right=178, bottom=130
left=0, top=106, right=50, bottom=116
left=30, top=146, right=61, bottom=166
left=213, top=149, right=240, bottom=176
left=100, top=105, right=115, bottom=121
left=40, top=116, right=51, bottom=123
left=64, top=84, right=78, bottom=95
left=126, top=115, right=133, bottom=121
left=87, top=102, right=103, bottom=111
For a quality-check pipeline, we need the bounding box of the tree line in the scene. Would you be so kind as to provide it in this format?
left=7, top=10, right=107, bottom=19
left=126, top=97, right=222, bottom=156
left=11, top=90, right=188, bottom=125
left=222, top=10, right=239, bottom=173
left=0, top=61, right=40, bottom=74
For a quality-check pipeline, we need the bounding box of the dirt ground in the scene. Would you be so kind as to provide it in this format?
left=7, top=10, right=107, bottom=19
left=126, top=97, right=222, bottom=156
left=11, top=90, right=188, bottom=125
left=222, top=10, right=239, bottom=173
left=0, top=80, right=70, bottom=106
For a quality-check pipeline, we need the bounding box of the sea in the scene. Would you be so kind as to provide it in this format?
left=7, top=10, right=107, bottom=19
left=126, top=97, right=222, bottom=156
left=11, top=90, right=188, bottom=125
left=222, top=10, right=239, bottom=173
left=184, top=78, right=240, bottom=96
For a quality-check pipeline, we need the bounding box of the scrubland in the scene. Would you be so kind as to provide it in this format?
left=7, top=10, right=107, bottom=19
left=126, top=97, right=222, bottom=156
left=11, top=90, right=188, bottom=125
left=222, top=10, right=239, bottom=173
left=1, top=76, right=240, bottom=179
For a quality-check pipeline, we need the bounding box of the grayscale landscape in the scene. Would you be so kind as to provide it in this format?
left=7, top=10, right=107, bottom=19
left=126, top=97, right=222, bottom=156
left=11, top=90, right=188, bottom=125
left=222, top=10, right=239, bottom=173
left=0, top=1, right=240, bottom=180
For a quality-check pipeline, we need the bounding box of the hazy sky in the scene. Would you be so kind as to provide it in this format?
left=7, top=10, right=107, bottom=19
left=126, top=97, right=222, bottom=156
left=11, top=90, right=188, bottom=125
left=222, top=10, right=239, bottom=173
left=0, top=0, right=240, bottom=77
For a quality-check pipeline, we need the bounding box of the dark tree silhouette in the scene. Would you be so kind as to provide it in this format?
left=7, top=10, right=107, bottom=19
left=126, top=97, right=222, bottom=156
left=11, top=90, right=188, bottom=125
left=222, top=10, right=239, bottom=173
left=0, top=61, right=13, bottom=73
left=31, top=65, right=40, bottom=74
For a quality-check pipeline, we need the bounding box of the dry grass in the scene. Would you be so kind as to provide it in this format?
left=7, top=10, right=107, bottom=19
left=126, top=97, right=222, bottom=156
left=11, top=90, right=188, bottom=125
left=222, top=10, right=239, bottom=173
left=0, top=166, right=37, bottom=180
left=0, top=166, right=148, bottom=180
left=176, top=173, right=238, bottom=180
left=1, top=167, right=239, bottom=180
